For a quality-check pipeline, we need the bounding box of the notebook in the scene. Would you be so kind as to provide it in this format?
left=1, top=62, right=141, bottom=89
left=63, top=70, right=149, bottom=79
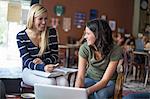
left=34, top=84, right=88, bottom=99
left=32, top=67, right=78, bottom=78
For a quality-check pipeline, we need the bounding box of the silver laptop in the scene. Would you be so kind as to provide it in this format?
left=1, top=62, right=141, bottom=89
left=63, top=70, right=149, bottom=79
left=34, top=84, right=88, bottom=99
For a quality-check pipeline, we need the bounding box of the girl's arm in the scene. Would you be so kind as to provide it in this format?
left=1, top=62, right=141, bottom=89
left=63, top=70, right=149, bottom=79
left=75, top=55, right=87, bottom=88
left=87, top=60, right=119, bottom=95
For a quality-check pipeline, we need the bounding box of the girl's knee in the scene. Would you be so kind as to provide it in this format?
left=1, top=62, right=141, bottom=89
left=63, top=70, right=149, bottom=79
left=47, top=78, right=57, bottom=85
left=56, top=76, right=69, bottom=86
left=96, top=89, right=113, bottom=99
left=97, top=91, right=109, bottom=98
left=36, top=78, right=57, bottom=85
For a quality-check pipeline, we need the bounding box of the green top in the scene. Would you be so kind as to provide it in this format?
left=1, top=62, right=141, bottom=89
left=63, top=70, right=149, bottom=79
left=79, top=42, right=123, bottom=81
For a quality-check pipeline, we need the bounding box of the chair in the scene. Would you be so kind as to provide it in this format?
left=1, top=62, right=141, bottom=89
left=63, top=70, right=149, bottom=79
left=67, top=72, right=78, bottom=87
left=20, top=81, right=34, bottom=93
left=114, top=59, right=125, bottom=99
left=124, top=50, right=137, bottom=81
left=124, top=50, right=145, bottom=81
left=144, top=52, right=150, bottom=87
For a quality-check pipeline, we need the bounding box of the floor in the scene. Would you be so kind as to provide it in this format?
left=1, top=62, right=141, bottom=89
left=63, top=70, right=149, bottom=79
left=123, top=74, right=150, bottom=96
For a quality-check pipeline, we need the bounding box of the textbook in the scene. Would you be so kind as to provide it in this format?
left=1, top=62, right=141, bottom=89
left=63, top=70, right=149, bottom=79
left=32, top=67, right=78, bottom=78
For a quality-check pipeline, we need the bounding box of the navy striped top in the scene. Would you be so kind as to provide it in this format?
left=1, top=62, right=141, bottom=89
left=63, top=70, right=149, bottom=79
left=16, top=28, right=58, bottom=71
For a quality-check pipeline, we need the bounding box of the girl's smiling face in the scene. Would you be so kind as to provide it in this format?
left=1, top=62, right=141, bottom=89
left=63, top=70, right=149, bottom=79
left=84, top=27, right=96, bottom=45
left=33, top=12, right=48, bottom=32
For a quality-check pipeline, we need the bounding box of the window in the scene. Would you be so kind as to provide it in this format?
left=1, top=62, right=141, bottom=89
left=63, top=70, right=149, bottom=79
left=0, top=0, right=30, bottom=68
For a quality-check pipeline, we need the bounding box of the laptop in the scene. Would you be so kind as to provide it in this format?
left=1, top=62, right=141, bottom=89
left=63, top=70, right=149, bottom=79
left=34, top=84, right=88, bottom=99
left=135, top=38, right=144, bottom=52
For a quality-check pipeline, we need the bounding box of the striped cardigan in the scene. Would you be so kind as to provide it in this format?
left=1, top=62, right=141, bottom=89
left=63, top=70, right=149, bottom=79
left=16, top=28, right=58, bottom=71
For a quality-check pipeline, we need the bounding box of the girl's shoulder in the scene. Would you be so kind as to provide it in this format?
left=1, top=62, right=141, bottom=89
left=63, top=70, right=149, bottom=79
left=111, top=44, right=123, bottom=54
left=16, top=29, right=27, bottom=40
left=80, top=42, right=89, bottom=49
left=48, top=27, right=57, bottom=35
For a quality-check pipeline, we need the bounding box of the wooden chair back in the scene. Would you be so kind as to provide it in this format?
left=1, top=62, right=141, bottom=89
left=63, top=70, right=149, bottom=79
left=114, top=59, right=125, bottom=99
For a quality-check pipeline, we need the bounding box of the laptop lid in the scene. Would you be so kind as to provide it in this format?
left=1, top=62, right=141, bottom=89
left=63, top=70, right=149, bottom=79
left=135, top=39, right=144, bottom=51
left=34, top=84, right=88, bottom=99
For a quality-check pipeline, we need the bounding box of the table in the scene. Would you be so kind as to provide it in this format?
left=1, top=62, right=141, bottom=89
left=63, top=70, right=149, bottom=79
left=59, top=44, right=80, bottom=67
left=143, top=49, right=150, bottom=87
left=133, top=50, right=150, bottom=87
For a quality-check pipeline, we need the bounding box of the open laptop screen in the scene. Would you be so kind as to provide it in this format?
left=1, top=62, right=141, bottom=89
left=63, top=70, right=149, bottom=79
left=34, top=84, right=88, bottom=99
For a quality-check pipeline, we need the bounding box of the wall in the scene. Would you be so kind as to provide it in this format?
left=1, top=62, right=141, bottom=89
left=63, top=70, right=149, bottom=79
left=41, top=0, right=134, bottom=44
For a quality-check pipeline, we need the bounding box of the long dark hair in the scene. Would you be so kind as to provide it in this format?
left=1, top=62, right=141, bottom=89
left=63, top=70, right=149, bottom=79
left=86, top=19, right=113, bottom=56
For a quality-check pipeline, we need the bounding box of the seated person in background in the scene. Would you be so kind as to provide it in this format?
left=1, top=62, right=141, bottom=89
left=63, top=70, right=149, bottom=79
left=116, top=33, right=125, bottom=46
left=134, top=33, right=145, bottom=64
left=115, top=32, right=125, bottom=47
left=143, top=35, right=150, bottom=50
left=135, top=33, right=144, bottom=51
left=75, top=19, right=123, bottom=99
left=16, top=4, right=68, bottom=86
left=145, top=41, right=150, bottom=50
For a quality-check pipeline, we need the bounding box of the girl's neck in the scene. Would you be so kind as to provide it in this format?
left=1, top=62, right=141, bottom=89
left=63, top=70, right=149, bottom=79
left=91, top=45, right=103, bottom=60
left=27, top=29, right=41, bottom=37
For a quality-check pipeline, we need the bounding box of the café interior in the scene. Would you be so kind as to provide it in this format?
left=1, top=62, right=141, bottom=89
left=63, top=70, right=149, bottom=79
left=0, top=0, right=150, bottom=98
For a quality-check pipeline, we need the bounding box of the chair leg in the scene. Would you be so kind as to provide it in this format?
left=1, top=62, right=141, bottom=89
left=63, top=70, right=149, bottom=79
left=67, top=72, right=77, bottom=87
left=125, top=63, right=135, bottom=82
left=133, top=66, right=137, bottom=80
left=124, top=64, right=129, bottom=82
left=20, top=81, right=34, bottom=93
left=144, top=70, right=149, bottom=87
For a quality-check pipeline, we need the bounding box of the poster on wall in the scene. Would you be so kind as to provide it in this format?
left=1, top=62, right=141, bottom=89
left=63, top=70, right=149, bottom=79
left=117, top=27, right=125, bottom=33
left=54, top=5, right=65, bottom=16
left=51, top=18, right=59, bottom=28
left=7, top=2, right=21, bottom=23
left=89, top=9, right=98, bottom=20
left=109, top=20, right=116, bottom=31
left=74, top=12, right=86, bottom=28
left=63, top=17, right=71, bottom=32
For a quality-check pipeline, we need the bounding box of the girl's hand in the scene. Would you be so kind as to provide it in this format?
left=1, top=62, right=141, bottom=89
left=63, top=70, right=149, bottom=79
left=44, top=64, right=55, bottom=72
left=86, top=88, right=90, bottom=95
left=53, top=63, right=59, bottom=68
left=75, top=78, right=84, bottom=88
left=33, top=58, right=43, bottom=64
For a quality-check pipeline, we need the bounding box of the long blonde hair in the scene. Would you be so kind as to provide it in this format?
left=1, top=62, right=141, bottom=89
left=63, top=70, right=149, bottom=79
left=26, top=4, right=48, bottom=56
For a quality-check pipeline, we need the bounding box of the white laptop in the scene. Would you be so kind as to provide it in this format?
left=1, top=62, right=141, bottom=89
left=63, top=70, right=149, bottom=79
left=34, top=84, right=88, bottom=99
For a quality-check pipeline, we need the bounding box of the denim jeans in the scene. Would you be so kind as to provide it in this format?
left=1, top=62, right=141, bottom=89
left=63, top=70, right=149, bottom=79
left=84, top=77, right=115, bottom=99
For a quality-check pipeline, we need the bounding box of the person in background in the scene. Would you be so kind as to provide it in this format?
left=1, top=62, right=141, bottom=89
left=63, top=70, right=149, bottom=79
left=124, top=33, right=135, bottom=51
left=135, top=33, right=144, bottom=51
left=16, top=4, right=68, bottom=86
left=143, top=34, right=150, bottom=49
left=145, top=41, right=150, bottom=50
left=75, top=19, right=123, bottom=99
left=112, top=32, right=118, bottom=44
left=115, top=32, right=125, bottom=47
left=134, top=33, right=145, bottom=65
left=144, top=24, right=150, bottom=37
